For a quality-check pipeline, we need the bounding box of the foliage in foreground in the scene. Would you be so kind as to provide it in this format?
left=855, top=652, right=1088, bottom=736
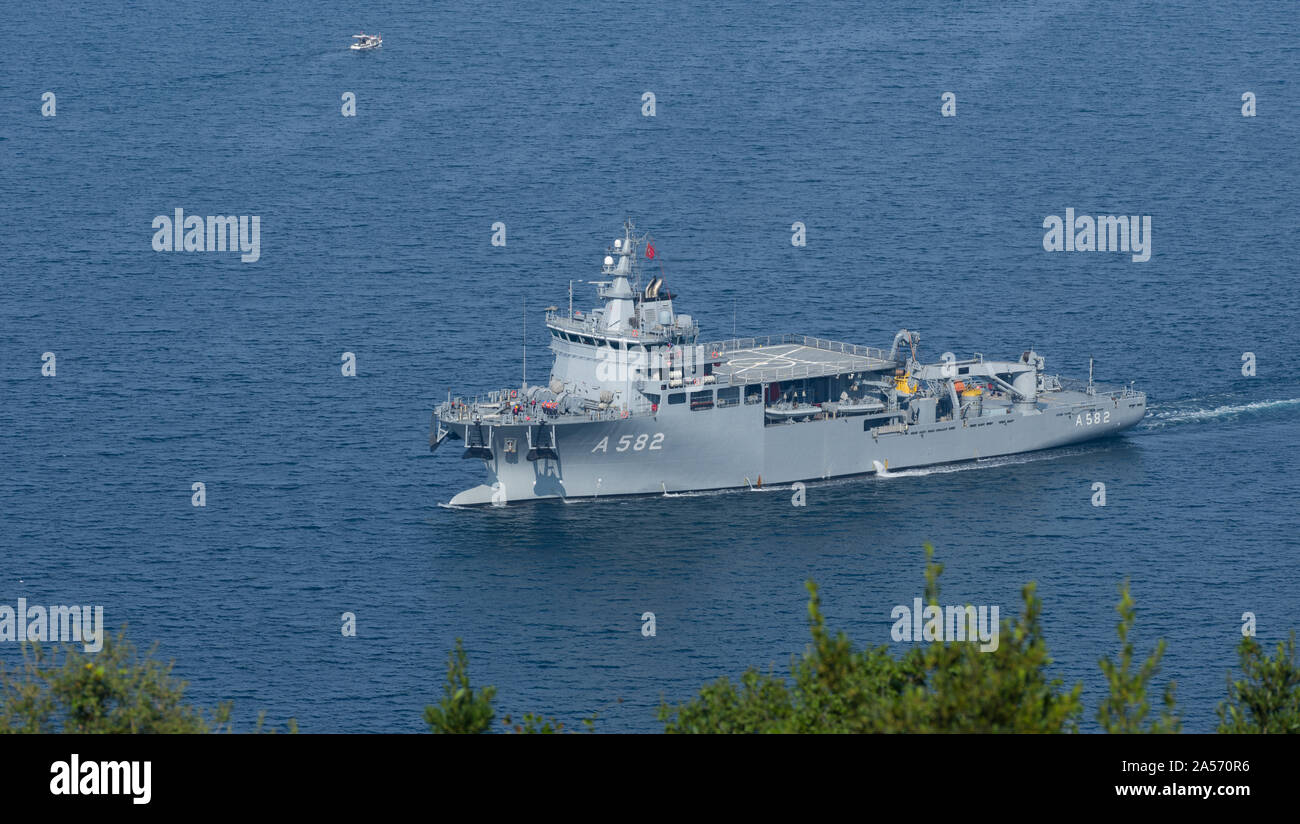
left=658, top=546, right=1085, bottom=733
left=0, top=628, right=295, bottom=734
left=653, top=551, right=1299, bottom=733
left=423, top=639, right=496, bottom=734
left=1096, top=582, right=1180, bottom=733
left=423, top=545, right=1300, bottom=733
left=1217, top=632, right=1300, bottom=733
left=423, top=638, right=591, bottom=733
left=6, top=547, right=1299, bottom=734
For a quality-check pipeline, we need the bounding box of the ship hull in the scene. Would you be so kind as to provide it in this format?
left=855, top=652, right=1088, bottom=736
left=444, top=390, right=1147, bottom=505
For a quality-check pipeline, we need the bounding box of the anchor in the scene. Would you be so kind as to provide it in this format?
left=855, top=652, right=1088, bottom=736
left=429, top=414, right=457, bottom=453
left=526, top=421, right=559, bottom=461
left=461, top=421, right=494, bottom=460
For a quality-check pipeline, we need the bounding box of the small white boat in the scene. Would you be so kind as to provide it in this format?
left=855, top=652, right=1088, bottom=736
left=350, top=32, right=382, bottom=51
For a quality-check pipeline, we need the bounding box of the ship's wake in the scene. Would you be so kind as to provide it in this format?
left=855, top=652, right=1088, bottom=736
left=662, top=485, right=777, bottom=499
left=1139, top=397, right=1300, bottom=431
left=867, top=445, right=1107, bottom=481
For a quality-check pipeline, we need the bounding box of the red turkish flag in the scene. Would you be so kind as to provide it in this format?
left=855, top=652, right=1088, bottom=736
left=645, top=244, right=655, bottom=259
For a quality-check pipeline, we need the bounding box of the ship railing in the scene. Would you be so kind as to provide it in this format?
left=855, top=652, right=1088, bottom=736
left=1057, top=377, right=1141, bottom=399
left=544, top=312, right=618, bottom=339
left=545, top=311, right=597, bottom=330
left=435, top=394, right=656, bottom=426
left=701, top=334, right=894, bottom=365
left=545, top=311, right=691, bottom=343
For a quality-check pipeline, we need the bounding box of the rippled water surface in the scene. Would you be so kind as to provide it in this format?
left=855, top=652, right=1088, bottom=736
left=2, top=1, right=1297, bottom=731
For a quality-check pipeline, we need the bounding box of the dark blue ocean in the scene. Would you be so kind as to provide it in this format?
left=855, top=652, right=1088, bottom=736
left=3, top=1, right=1297, bottom=732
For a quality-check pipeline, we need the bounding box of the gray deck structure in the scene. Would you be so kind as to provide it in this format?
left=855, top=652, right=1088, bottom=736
left=707, top=335, right=897, bottom=385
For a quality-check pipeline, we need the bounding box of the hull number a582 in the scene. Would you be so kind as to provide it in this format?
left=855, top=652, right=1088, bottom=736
left=1076, top=410, right=1111, bottom=426
left=592, top=433, right=665, bottom=453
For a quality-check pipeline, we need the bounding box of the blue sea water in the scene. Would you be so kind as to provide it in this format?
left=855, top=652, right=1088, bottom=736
left=2, top=1, right=1298, bottom=732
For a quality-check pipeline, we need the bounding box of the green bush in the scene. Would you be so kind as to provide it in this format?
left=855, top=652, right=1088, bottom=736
left=658, top=545, right=1083, bottom=732
left=1217, top=632, right=1300, bottom=733
left=0, top=628, right=294, bottom=734
left=423, top=638, right=497, bottom=734
left=422, top=638, right=593, bottom=733
left=1096, top=582, right=1180, bottom=733
left=2, top=629, right=220, bottom=733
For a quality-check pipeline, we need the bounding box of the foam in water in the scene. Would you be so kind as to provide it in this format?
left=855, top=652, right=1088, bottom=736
left=1140, top=397, right=1300, bottom=429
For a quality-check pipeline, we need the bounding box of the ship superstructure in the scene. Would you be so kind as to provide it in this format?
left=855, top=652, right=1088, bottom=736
left=431, top=221, right=1146, bottom=505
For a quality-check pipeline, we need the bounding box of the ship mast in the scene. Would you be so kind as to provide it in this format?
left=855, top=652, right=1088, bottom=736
left=598, top=220, right=640, bottom=333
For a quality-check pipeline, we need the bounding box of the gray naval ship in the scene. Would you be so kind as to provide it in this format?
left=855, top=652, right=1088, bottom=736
left=431, top=221, right=1146, bottom=505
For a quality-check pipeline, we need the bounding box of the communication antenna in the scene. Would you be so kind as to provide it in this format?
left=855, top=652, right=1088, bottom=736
left=1088, top=355, right=1095, bottom=395
left=522, top=298, right=527, bottom=390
